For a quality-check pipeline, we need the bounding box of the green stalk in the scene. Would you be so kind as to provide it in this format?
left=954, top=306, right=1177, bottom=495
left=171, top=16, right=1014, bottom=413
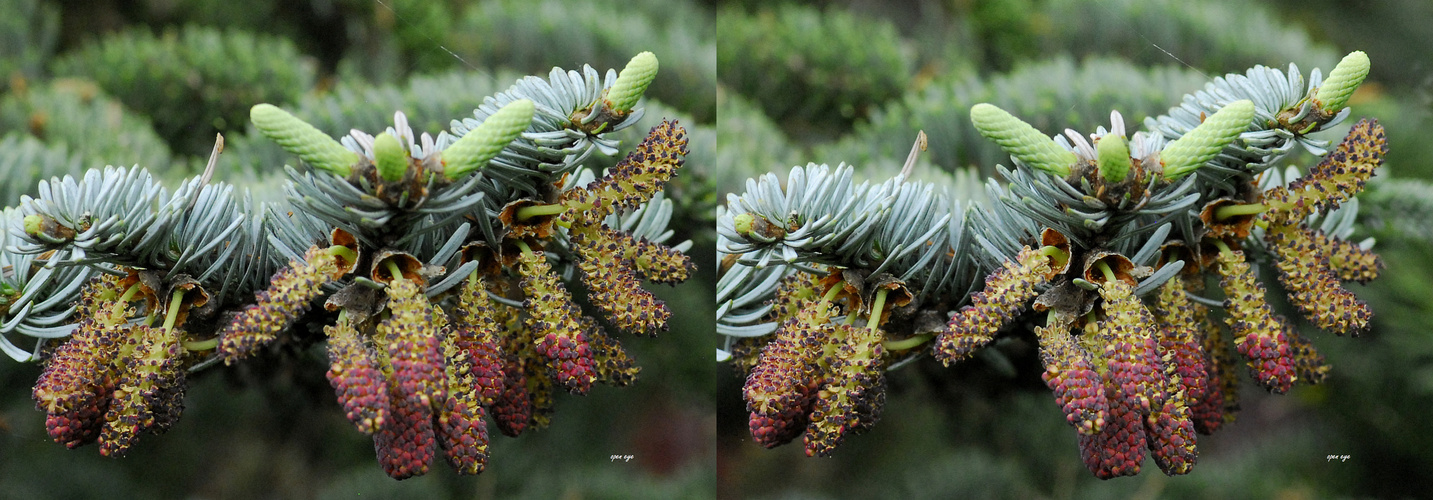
left=161, top=289, right=185, bottom=332
left=882, top=333, right=934, bottom=351
left=181, top=338, right=218, bottom=351
left=1096, top=261, right=1117, bottom=283
left=516, top=203, right=566, bottom=221
left=868, top=288, right=890, bottom=334
left=1215, top=203, right=1267, bottom=220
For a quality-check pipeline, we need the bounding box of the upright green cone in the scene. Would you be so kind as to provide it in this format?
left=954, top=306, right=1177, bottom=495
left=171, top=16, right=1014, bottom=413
left=1315, top=51, right=1370, bottom=113
left=250, top=104, right=359, bottom=177
left=442, top=99, right=536, bottom=180
left=1161, top=99, right=1255, bottom=180
left=605, top=52, right=659, bottom=114
left=970, top=103, right=1077, bottom=177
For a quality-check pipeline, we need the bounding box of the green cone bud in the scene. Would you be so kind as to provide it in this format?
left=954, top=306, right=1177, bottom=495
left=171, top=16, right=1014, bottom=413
left=606, top=52, right=659, bottom=113
left=442, top=99, right=535, bottom=180
left=733, top=213, right=755, bottom=236
left=372, top=132, right=407, bottom=183
left=1315, top=51, right=1370, bottom=113
left=1096, top=134, right=1131, bottom=183
left=250, top=104, right=359, bottom=177
left=970, top=103, right=1076, bottom=177
left=23, top=214, right=42, bottom=236
left=1162, top=100, right=1255, bottom=180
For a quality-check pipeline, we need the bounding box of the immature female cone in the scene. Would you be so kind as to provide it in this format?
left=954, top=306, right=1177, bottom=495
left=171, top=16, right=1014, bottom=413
left=1314, top=51, right=1370, bottom=113
left=371, top=132, right=409, bottom=183
left=605, top=51, right=659, bottom=114
left=325, top=316, right=389, bottom=435
left=1214, top=249, right=1296, bottom=393
left=442, top=99, right=535, bottom=180
left=804, top=323, right=886, bottom=458
left=1036, top=318, right=1108, bottom=435
left=934, top=246, right=1052, bottom=365
left=970, top=103, right=1077, bottom=176
left=250, top=103, right=359, bottom=177
left=1096, top=134, right=1132, bottom=183
left=1161, top=99, right=1255, bottom=180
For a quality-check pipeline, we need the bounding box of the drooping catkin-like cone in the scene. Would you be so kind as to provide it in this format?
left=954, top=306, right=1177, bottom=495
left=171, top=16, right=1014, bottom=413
left=1285, top=326, right=1331, bottom=385
left=146, top=367, right=188, bottom=435
left=1144, top=378, right=1198, bottom=476
left=449, top=274, right=506, bottom=406
left=524, top=362, right=557, bottom=431
left=98, top=325, right=183, bottom=457
left=436, top=386, right=489, bottom=476
left=1190, top=301, right=1235, bottom=434
left=1264, top=119, right=1386, bottom=224
left=1150, top=275, right=1209, bottom=403
left=1265, top=223, right=1371, bottom=335
left=381, top=277, right=447, bottom=409
left=804, top=323, right=887, bottom=457
left=1036, top=319, right=1108, bottom=435
left=622, top=230, right=695, bottom=284
left=1078, top=374, right=1147, bottom=479
left=1214, top=249, right=1296, bottom=393
left=517, top=251, right=598, bottom=394
left=560, top=121, right=688, bottom=220
left=745, top=300, right=836, bottom=449
left=34, top=281, right=128, bottom=415
left=580, top=316, right=640, bottom=386
left=1098, top=280, right=1166, bottom=414
left=935, top=246, right=1051, bottom=365
left=490, top=356, right=533, bottom=438
left=568, top=221, right=671, bottom=335
left=44, top=379, right=113, bottom=449
left=1315, top=231, right=1382, bottom=284
left=373, top=383, right=436, bottom=480
left=220, top=245, right=341, bottom=363
left=325, top=316, right=389, bottom=435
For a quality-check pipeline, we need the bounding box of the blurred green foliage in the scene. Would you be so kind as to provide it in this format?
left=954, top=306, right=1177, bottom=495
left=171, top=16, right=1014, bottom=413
left=0, top=79, right=174, bottom=177
left=449, top=0, right=716, bottom=122
left=0, top=0, right=716, bottom=497
left=718, top=4, right=913, bottom=139
left=51, top=25, right=317, bottom=157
